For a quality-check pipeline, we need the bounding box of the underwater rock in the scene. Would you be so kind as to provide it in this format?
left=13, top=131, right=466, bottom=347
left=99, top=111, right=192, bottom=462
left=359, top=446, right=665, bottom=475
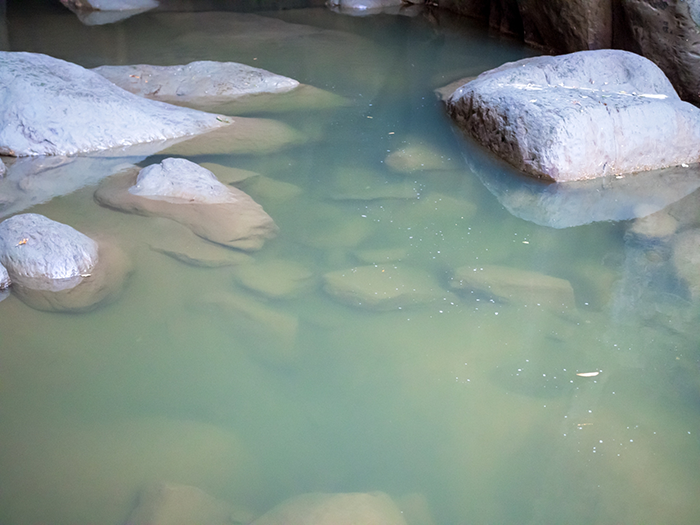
left=93, top=61, right=300, bottom=106
left=235, top=259, right=314, bottom=299
left=446, top=50, right=700, bottom=181
left=251, top=492, right=408, bottom=525
left=95, top=160, right=278, bottom=251
left=126, top=482, right=252, bottom=525
left=328, top=167, right=419, bottom=201
left=672, top=228, right=700, bottom=301
left=238, top=176, right=303, bottom=204
left=450, top=264, right=575, bottom=311
left=0, top=52, right=230, bottom=156
left=199, top=163, right=260, bottom=185
left=0, top=261, right=9, bottom=290
left=385, top=142, right=457, bottom=173
left=628, top=210, right=678, bottom=241
left=323, top=264, right=444, bottom=310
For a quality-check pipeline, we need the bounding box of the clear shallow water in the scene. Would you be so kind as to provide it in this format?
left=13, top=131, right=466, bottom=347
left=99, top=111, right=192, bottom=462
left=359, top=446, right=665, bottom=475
left=2, top=3, right=700, bottom=524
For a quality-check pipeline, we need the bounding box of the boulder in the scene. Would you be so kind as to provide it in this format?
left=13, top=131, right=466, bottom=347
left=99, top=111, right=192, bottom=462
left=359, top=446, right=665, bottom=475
left=450, top=264, right=575, bottom=310
left=0, top=262, right=9, bottom=290
left=323, top=264, right=444, bottom=310
left=199, top=163, right=260, bottom=185
left=93, top=61, right=300, bottom=107
left=0, top=52, right=230, bottom=157
left=0, top=158, right=5, bottom=177
left=0, top=214, right=130, bottom=312
left=95, top=160, right=278, bottom=251
left=125, top=482, right=250, bottom=525
left=446, top=50, right=700, bottom=182
left=235, top=259, right=314, bottom=299
left=620, top=0, right=700, bottom=105
left=60, top=0, right=159, bottom=25
left=251, top=492, right=408, bottom=525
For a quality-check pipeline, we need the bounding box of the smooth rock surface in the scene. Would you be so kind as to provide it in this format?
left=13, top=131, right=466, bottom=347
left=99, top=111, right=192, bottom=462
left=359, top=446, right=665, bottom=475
left=251, top=492, right=408, bottom=525
left=446, top=50, right=700, bottom=181
left=323, top=264, right=444, bottom=310
left=0, top=213, right=98, bottom=289
left=450, top=264, right=575, bottom=310
left=0, top=52, right=228, bottom=156
left=95, top=162, right=278, bottom=251
left=93, top=61, right=300, bottom=106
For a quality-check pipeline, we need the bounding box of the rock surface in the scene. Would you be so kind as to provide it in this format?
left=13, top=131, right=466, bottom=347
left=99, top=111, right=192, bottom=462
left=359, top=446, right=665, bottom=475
left=0, top=52, right=229, bottom=156
left=251, top=492, right=408, bottom=525
left=93, top=61, right=300, bottom=106
left=0, top=262, right=9, bottom=289
left=0, top=158, right=5, bottom=177
left=446, top=49, right=700, bottom=182
left=61, top=0, right=158, bottom=10
left=450, top=264, right=575, bottom=310
left=235, top=259, right=314, bottom=298
left=95, top=160, right=278, bottom=251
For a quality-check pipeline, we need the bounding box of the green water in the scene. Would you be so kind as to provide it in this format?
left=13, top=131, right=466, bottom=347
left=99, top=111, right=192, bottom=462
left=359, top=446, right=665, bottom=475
left=1, top=3, right=700, bottom=524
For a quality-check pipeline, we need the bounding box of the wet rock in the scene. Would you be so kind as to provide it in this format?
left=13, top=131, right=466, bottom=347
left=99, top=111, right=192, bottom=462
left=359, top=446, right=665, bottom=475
left=328, top=168, right=419, bottom=201
left=200, top=163, right=260, bottom=185
left=95, top=160, right=278, bottom=251
left=396, top=493, right=437, bottom=525
left=238, top=176, right=303, bottom=205
left=0, top=52, right=229, bottom=156
left=251, top=492, right=408, bottom=525
left=385, top=142, right=457, bottom=173
left=60, top=0, right=159, bottom=25
left=672, top=228, right=700, bottom=301
left=446, top=50, right=700, bottom=182
left=0, top=158, right=5, bottom=177
left=628, top=210, right=678, bottom=241
left=0, top=261, right=9, bottom=289
left=125, top=482, right=250, bottom=525
left=450, top=264, right=575, bottom=311
left=296, top=203, right=374, bottom=249
left=620, top=0, right=700, bottom=105
left=235, top=259, right=314, bottom=299
left=93, top=61, right=300, bottom=107
left=323, top=264, right=444, bottom=310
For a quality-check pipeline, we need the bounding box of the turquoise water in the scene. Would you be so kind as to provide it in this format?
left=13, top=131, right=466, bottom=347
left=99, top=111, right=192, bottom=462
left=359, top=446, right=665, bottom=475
left=1, top=3, right=700, bottom=524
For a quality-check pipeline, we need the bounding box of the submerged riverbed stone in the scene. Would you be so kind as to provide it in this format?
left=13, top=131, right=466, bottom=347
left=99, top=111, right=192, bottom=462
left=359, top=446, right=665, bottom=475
left=385, top=142, right=457, bottom=173
left=235, top=259, right=314, bottom=298
left=252, top=492, right=408, bottom=525
left=0, top=52, right=230, bottom=157
left=95, top=160, right=277, bottom=251
left=323, top=264, right=444, bottom=310
left=0, top=262, right=9, bottom=290
left=446, top=50, right=700, bottom=182
left=672, top=228, right=700, bottom=301
left=450, top=264, right=575, bottom=310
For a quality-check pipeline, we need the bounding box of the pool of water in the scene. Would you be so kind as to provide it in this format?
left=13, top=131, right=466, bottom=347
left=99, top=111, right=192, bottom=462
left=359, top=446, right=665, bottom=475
left=1, top=2, right=700, bottom=524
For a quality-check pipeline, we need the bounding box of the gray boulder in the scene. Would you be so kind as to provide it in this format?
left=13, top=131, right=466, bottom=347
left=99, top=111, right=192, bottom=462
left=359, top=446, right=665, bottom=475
left=0, top=262, right=9, bottom=290
left=95, top=159, right=278, bottom=251
left=446, top=49, right=700, bottom=182
left=93, top=61, right=299, bottom=105
left=0, top=52, right=229, bottom=156
left=0, top=158, right=5, bottom=177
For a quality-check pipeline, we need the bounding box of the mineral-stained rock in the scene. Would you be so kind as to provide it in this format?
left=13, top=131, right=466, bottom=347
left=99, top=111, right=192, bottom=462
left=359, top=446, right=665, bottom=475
left=251, top=492, right=408, bottom=525
left=450, top=264, right=575, bottom=310
left=93, top=61, right=300, bottom=106
left=95, top=160, right=278, bottom=251
left=672, top=228, right=700, bottom=301
left=323, top=264, right=444, bottom=310
left=125, top=482, right=251, bottom=525
left=0, top=52, right=230, bottom=156
left=446, top=50, right=700, bottom=182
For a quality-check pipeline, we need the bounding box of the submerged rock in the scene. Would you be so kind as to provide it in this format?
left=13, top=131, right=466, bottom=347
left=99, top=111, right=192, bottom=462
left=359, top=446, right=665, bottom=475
left=446, top=50, right=700, bottom=182
left=95, top=160, right=278, bottom=251
left=385, top=142, right=457, bottom=173
left=450, top=264, right=575, bottom=311
left=0, top=214, right=130, bottom=312
left=0, top=52, right=229, bottom=156
left=93, top=61, right=300, bottom=105
left=672, top=228, right=700, bottom=301
left=126, top=482, right=251, bottom=525
left=323, top=264, right=444, bottom=310
left=235, top=259, right=314, bottom=299
left=251, top=492, right=408, bottom=525
left=328, top=167, right=419, bottom=201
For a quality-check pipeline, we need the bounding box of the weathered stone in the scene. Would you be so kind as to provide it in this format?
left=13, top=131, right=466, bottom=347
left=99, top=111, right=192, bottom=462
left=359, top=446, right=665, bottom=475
left=235, top=259, right=314, bottom=298
left=323, top=264, right=444, bottom=310
left=95, top=161, right=278, bottom=251
left=672, top=228, right=700, bottom=301
left=385, top=142, right=458, bottom=173
left=251, top=492, right=408, bottom=525
left=125, top=482, right=248, bottom=525
left=450, top=264, right=575, bottom=310
left=0, top=52, right=230, bottom=156
left=446, top=50, right=700, bottom=182
left=620, top=0, right=700, bottom=105
left=0, top=262, right=9, bottom=290
left=93, top=61, right=300, bottom=107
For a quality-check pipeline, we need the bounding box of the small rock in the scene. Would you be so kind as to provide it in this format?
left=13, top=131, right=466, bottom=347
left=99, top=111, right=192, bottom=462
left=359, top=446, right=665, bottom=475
left=450, top=264, right=575, bottom=311
left=323, top=264, right=444, bottom=310
left=235, top=259, right=314, bottom=298
left=251, top=492, right=408, bottom=525
left=385, top=142, right=456, bottom=173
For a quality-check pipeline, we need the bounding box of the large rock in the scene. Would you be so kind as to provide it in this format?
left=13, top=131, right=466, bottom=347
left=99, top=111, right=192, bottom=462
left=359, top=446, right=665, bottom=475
left=95, top=159, right=278, bottom=251
left=251, top=492, right=408, bottom=525
left=0, top=52, right=229, bottom=156
left=93, top=61, right=300, bottom=106
left=446, top=49, right=700, bottom=182
left=0, top=214, right=130, bottom=312
left=620, top=0, right=700, bottom=106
